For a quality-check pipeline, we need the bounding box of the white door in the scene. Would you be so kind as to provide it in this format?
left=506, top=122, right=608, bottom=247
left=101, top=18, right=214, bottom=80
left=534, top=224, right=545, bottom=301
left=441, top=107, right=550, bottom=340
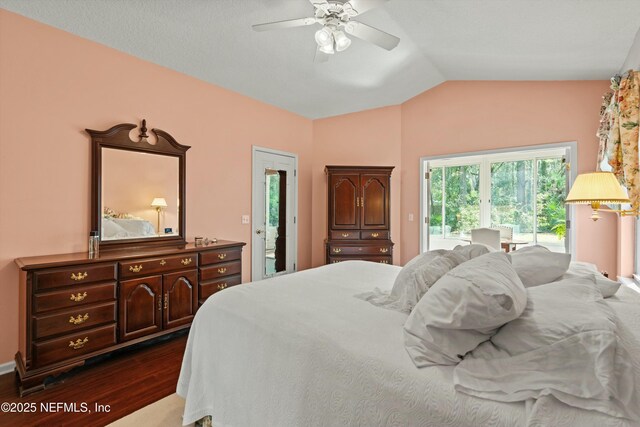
left=252, top=147, right=297, bottom=281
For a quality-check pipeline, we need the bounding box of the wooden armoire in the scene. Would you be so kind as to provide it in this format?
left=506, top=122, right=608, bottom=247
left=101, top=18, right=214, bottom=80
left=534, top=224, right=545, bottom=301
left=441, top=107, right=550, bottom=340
left=325, top=166, right=394, bottom=264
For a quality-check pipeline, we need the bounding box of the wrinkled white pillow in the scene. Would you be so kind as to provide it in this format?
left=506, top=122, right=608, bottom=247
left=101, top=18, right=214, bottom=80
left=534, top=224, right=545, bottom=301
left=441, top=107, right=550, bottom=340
left=453, top=243, right=494, bottom=258
left=508, top=245, right=571, bottom=286
left=454, top=277, right=640, bottom=421
left=357, top=249, right=466, bottom=313
left=404, top=252, right=527, bottom=367
left=558, top=261, right=621, bottom=298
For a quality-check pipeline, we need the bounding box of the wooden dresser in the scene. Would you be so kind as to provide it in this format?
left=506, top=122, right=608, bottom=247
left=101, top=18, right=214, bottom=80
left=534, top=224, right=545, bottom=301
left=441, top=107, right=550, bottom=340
left=15, top=240, right=244, bottom=396
left=325, top=166, right=394, bottom=264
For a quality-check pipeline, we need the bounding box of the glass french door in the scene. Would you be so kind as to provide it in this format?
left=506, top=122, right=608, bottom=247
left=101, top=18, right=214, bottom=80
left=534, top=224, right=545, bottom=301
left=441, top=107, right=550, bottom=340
left=425, top=147, right=571, bottom=254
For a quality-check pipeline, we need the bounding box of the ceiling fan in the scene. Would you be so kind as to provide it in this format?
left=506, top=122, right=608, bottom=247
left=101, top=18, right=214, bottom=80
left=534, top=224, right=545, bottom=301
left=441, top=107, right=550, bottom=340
left=252, top=0, right=400, bottom=62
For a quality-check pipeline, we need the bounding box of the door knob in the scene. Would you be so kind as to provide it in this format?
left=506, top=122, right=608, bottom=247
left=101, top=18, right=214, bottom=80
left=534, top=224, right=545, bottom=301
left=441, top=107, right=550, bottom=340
left=255, top=229, right=264, bottom=235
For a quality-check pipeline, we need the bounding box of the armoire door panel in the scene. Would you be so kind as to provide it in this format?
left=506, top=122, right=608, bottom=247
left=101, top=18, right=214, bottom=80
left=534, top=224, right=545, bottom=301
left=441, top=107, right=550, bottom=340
left=330, top=174, right=360, bottom=229
left=163, top=270, right=197, bottom=329
left=119, top=276, right=162, bottom=341
left=360, top=174, right=389, bottom=229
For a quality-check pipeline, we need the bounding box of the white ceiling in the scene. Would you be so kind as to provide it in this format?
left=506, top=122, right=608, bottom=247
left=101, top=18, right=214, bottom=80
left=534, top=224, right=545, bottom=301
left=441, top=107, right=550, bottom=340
left=1, top=0, right=639, bottom=119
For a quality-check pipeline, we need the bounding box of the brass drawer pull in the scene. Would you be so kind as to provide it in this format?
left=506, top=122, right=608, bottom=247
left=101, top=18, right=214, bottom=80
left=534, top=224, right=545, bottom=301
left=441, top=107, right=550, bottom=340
left=371, top=232, right=380, bottom=238
left=217, top=253, right=227, bottom=260
left=332, top=248, right=342, bottom=254
left=70, top=272, right=88, bottom=281
left=69, top=313, right=89, bottom=325
left=159, top=260, right=167, bottom=266
left=69, top=337, right=89, bottom=350
left=331, top=260, right=341, bottom=264
left=379, top=248, right=389, bottom=253
left=70, top=292, right=87, bottom=302
left=379, top=260, right=389, bottom=264
left=341, top=233, right=350, bottom=238
left=217, top=267, right=227, bottom=274
left=217, top=283, right=227, bottom=290
left=157, top=297, right=162, bottom=311
left=181, top=258, right=193, bottom=266
left=129, top=265, right=143, bottom=273
left=164, top=292, right=169, bottom=310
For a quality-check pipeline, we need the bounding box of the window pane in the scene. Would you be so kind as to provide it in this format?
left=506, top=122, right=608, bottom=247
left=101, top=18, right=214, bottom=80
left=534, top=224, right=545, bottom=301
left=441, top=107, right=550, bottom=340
left=491, top=160, right=534, bottom=243
left=445, top=165, right=480, bottom=237
left=429, top=167, right=443, bottom=232
left=536, top=158, right=566, bottom=253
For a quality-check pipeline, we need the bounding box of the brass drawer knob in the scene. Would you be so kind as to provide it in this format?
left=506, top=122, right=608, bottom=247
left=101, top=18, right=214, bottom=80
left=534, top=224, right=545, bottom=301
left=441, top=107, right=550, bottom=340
left=218, top=253, right=227, bottom=260
left=379, top=260, right=389, bottom=264
left=332, top=248, right=342, bottom=253
left=379, top=248, right=389, bottom=253
left=69, top=337, right=89, bottom=350
left=341, top=233, right=350, bottom=238
left=217, top=267, right=227, bottom=274
left=159, top=260, right=167, bottom=266
left=181, top=258, right=192, bottom=266
left=331, top=260, right=341, bottom=264
left=129, top=265, right=143, bottom=273
left=164, top=292, right=169, bottom=310
left=371, top=232, right=380, bottom=238
left=69, top=313, right=89, bottom=325
left=70, top=272, right=88, bottom=281
left=70, top=292, right=87, bottom=302
left=217, top=283, right=228, bottom=290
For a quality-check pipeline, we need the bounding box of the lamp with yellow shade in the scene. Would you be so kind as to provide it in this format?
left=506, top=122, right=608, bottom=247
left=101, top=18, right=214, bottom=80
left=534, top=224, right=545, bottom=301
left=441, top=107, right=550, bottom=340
left=565, top=172, right=637, bottom=221
left=151, top=197, right=168, bottom=233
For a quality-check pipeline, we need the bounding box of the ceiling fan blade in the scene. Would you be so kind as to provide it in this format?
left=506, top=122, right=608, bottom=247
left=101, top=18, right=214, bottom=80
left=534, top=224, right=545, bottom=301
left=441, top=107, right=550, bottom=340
left=314, top=47, right=331, bottom=63
left=252, top=17, right=316, bottom=32
left=344, top=21, right=399, bottom=50
left=345, top=0, right=389, bottom=15
left=309, top=0, right=329, bottom=7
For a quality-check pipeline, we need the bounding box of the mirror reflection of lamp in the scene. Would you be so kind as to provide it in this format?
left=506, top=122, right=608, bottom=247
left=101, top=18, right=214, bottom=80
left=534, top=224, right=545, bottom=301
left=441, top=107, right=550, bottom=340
left=151, top=197, right=168, bottom=233
left=565, top=172, right=637, bottom=221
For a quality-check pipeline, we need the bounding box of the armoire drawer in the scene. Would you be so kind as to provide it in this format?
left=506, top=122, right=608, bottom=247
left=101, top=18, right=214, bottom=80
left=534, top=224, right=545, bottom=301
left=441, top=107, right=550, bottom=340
left=329, top=231, right=360, bottom=240
left=32, top=323, right=117, bottom=368
left=120, top=253, right=198, bottom=279
left=328, top=256, right=392, bottom=264
left=361, top=231, right=389, bottom=240
left=200, top=248, right=242, bottom=265
left=34, top=263, right=117, bottom=291
left=34, top=282, right=117, bottom=314
left=200, top=261, right=242, bottom=281
left=328, top=245, right=392, bottom=256
left=199, top=274, right=242, bottom=303
left=32, top=301, right=117, bottom=340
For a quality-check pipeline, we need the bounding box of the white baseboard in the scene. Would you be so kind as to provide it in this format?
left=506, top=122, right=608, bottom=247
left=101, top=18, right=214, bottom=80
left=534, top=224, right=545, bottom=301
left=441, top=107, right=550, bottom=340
left=0, top=360, right=15, bottom=376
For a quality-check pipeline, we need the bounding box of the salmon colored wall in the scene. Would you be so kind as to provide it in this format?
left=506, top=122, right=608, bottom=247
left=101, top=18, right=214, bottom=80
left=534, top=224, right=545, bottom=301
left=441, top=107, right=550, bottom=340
left=102, top=149, right=180, bottom=234
left=0, top=10, right=313, bottom=364
left=400, top=80, right=618, bottom=275
left=311, top=106, right=402, bottom=267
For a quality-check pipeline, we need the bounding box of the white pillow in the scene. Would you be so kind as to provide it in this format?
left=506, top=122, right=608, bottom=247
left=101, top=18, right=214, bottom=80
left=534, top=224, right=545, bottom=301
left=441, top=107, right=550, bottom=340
left=404, top=252, right=527, bottom=367
left=558, top=261, right=621, bottom=298
left=357, top=249, right=466, bottom=313
left=508, top=245, right=571, bottom=286
left=454, top=277, right=640, bottom=422
left=453, top=243, right=494, bottom=258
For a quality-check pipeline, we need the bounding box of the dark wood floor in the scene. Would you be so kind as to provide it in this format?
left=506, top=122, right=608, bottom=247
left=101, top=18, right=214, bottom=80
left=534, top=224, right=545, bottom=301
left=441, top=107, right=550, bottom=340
left=0, top=332, right=188, bottom=427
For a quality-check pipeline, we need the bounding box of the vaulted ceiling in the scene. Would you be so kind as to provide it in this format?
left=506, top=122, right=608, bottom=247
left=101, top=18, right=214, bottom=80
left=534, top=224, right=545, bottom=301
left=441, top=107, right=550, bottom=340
left=1, top=0, right=638, bottom=118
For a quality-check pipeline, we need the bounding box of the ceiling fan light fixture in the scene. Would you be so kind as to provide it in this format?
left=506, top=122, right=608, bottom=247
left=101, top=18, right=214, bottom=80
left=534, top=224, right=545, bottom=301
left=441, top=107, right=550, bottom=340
left=319, top=43, right=335, bottom=55
left=333, top=30, right=351, bottom=52
left=315, top=27, right=333, bottom=47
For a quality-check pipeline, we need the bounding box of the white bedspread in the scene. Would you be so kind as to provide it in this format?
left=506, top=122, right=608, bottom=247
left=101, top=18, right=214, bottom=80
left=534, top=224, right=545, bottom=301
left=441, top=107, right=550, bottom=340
left=177, top=261, right=525, bottom=426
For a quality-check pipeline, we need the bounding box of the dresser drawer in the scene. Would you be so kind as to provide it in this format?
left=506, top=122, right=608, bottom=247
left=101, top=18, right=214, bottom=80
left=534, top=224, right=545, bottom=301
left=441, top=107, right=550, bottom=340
left=329, top=231, right=360, bottom=240
left=200, top=261, right=241, bottom=281
left=361, top=231, right=389, bottom=240
left=33, top=323, right=117, bottom=368
left=200, top=248, right=242, bottom=265
left=120, top=253, right=198, bottom=279
left=33, top=301, right=117, bottom=340
left=34, top=263, right=117, bottom=291
left=328, top=256, right=392, bottom=264
left=199, top=274, right=241, bottom=304
left=328, top=244, right=392, bottom=256
left=34, top=282, right=116, bottom=314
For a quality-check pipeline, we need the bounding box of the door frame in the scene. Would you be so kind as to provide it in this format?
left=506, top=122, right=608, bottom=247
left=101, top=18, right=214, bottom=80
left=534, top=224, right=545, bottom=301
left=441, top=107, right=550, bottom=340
left=419, top=141, right=577, bottom=258
left=251, top=146, right=298, bottom=281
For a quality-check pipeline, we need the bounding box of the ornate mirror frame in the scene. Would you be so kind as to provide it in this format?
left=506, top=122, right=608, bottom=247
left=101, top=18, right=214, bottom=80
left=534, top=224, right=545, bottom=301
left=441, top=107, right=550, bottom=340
left=87, top=120, right=190, bottom=250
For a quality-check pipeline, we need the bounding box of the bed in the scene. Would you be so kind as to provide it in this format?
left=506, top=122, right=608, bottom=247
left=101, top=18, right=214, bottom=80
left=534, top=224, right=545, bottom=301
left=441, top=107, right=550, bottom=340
left=102, top=216, right=156, bottom=239
left=177, top=260, right=640, bottom=427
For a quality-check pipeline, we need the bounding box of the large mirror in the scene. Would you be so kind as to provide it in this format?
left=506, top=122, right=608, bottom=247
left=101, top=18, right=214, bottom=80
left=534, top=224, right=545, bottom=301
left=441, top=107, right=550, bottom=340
left=88, top=120, right=190, bottom=249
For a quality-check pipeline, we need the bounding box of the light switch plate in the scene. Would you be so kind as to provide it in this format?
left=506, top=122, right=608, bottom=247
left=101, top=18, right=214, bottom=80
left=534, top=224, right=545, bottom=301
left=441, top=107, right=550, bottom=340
left=241, top=215, right=250, bottom=224
left=408, top=213, right=414, bottom=221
